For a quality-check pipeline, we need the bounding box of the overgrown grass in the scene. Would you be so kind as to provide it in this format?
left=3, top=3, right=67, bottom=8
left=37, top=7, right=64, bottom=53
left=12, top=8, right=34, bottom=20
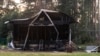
left=0, top=51, right=100, bottom=56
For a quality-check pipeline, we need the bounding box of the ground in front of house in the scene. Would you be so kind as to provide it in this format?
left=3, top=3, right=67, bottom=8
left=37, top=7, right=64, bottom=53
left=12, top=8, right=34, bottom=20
left=0, top=50, right=100, bottom=56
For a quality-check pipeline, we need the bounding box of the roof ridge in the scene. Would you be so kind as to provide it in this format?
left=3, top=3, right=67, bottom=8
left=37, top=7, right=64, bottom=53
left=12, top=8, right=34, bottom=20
left=40, top=9, right=58, bottom=12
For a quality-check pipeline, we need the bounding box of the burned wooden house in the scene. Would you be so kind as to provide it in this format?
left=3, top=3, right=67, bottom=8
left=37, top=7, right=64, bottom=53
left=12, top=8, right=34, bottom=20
left=9, top=9, right=76, bottom=51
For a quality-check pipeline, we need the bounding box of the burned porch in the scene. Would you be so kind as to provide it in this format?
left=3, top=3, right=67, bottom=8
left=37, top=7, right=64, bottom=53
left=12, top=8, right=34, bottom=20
left=9, top=9, right=75, bottom=51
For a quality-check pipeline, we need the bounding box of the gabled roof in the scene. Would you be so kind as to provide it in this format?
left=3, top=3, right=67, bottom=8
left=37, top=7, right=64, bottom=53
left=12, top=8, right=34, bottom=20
left=10, top=9, right=76, bottom=25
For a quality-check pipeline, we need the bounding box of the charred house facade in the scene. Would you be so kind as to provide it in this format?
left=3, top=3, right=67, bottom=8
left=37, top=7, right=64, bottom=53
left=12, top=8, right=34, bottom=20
left=9, top=9, right=75, bottom=51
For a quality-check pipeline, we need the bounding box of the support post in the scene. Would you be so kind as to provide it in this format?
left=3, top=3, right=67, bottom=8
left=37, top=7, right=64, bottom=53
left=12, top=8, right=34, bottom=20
left=23, top=26, right=31, bottom=50
left=69, top=28, right=72, bottom=45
